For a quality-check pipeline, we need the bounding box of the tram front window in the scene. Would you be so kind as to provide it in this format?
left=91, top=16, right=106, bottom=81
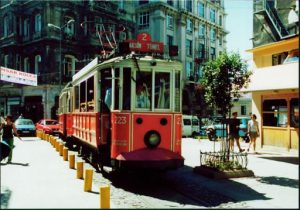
left=135, top=72, right=151, bottom=109
left=155, top=72, right=170, bottom=109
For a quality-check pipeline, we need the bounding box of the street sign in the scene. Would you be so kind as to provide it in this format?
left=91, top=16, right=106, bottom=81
left=0, top=66, right=37, bottom=86
left=124, top=32, right=164, bottom=54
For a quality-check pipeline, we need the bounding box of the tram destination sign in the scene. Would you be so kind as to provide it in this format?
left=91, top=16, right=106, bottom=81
left=0, top=66, right=37, bottom=86
left=124, top=32, right=164, bottom=54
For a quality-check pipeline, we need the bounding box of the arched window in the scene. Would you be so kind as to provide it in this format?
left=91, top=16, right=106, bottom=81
left=4, top=15, right=9, bottom=37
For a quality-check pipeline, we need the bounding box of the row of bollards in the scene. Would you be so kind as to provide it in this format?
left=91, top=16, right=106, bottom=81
left=36, top=130, right=110, bottom=208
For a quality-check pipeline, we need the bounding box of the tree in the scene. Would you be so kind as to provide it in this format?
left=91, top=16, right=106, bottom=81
left=202, top=52, right=251, bottom=119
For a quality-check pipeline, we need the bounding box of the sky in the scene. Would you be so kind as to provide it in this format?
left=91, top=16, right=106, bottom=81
left=224, top=0, right=253, bottom=65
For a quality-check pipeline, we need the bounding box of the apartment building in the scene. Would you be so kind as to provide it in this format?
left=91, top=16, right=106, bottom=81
left=243, top=0, right=299, bottom=153
left=0, top=0, right=227, bottom=120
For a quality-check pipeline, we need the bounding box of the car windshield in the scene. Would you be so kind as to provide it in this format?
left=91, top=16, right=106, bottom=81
left=183, top=119, right=191, bottom=125
left=16, top=119, right=34, bottom=125
left=192, top=119, right=199, bottom=125
left=45, top=120, right=58, bottom=125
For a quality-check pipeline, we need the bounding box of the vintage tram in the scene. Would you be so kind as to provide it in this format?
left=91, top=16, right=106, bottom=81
left=58, top=47, right=184, bottom=171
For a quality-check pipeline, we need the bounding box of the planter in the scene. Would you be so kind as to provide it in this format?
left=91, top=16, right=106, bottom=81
left=193, top=165, right=254, bottom=179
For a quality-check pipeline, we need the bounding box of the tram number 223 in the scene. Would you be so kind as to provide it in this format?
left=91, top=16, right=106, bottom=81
left=114, top=116, right=127, bottom=125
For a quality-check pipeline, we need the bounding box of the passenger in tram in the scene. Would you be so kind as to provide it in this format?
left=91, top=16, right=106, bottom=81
left=136, top=82, right=150, bottom=108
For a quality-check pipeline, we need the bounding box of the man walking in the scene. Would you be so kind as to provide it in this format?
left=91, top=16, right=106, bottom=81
left=227, top=112, right=244, bottom=152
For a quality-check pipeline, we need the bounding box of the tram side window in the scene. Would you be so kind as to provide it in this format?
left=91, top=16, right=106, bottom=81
left=175, top=72, right=180, bottom=112
left=263, top=99, right=287, bottom=127
left=87, top=76, right=94, bottom=112
left=290, top=98, right=299, bottom=128
left=136, top=72, right=152, bottom=109
left=123, top=68, right=131, bottom=110
left=80, top=82, right=86, bottom=112
left=155, top=72, right=170, bottom=109
left=74, top=86, right=80, bottom=111
left=114, top=68, right=120, bottom=110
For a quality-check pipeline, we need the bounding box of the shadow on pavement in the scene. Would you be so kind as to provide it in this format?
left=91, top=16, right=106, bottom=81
left=107, top=165, right=271, bottom=207
left=256, top=176, right=299, bottom=188
left=1, top=162, right=29, bottom=166
left=258, top=156, right=299, bottom=165
left=0, top=188, right=12, bottom=208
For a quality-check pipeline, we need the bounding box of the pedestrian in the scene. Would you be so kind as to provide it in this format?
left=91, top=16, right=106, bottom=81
left=227, top=112, right=244, bottom=152
left=247, top=114, right=260, bottom=153
left=0, top=114, right=22, bottom=163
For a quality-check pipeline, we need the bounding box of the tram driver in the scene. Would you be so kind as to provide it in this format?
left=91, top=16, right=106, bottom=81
left=136, top=82, right=150, bottom=108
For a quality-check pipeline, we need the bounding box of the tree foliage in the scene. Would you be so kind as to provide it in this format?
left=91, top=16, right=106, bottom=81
left=202, top=52, right=251, bottom=117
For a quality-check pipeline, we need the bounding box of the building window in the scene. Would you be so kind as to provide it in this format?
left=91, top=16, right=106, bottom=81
left=64, top=18, right=75, bottom=36
left=185, top=62, right=192, bottom=78
left=4, top=15, right=9, bottom=37
left=166, top=15, right=173, bottom=29
left=139, top=0, right=149, bottom=5
left=210, top=47, right=216, bottom=60
left=219, top=15, right=223, bottom=26
left=34, top=14, right=41, bottom=33
left=186, top=18, right=192, bottom=33
left=167, top=0, right=173, bottom=6
left=241, top=105, right=246, bottom=115
left=272, top=52, right=288, bottom=66
left=198, top=2, right=205, bottom=17
left=209, top=8, right=216, bottom=23
left=167, top=35, right=173, bottom=46
left=186, top=39, right=192, bottom=56
left=186, top=0, right=192, bottom=12
left=198, top=43, right=205, bottom=58
left=219, top=36, right=222, bottom=46
left=290, top=98, right=299, bottom=128
left=263, top=99, right=288, bottom=127
left=139, top=12, right=149, bottom=28
left=35, top=55, right=41, bottom=75
left=210, top=28, right=216, bottom=42
left=4, top=55, right=9, bottom=67
left=24, top=18, right=30, bottom=38
left=64, top=55, right=76, bottom=76
left=16, top=54, right=21, bottom=70
left=198, top=24, right=205, bottom=37
left=24, top=57, right=29, bottom=72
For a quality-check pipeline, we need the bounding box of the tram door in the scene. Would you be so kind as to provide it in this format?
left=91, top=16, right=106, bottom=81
left=99, top=68, right=112, bottom=163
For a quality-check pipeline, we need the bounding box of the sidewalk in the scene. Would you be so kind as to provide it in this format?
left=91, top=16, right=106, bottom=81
left=181, top=138, right=299, bottom=208
left=0, top=137, right=115, bottom=209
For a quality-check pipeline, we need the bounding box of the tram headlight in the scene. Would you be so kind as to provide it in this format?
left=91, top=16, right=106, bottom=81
left=144, top=130, right=161, bottom=149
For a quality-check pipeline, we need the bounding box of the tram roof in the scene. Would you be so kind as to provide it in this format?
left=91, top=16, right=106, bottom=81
left=72, top=55, right=182, bottom=84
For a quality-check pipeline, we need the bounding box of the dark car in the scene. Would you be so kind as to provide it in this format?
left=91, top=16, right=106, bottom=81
left=15, top=118, right=36, bottom=136
left=35, top=119, right=60, bottom=135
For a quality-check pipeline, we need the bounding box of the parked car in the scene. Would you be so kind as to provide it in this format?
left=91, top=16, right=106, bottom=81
left=15, top=118, right=36, bottom=136
left=202, top=116, right=250, bottom=140
left=182, top=115, right=200, bottom=138
left=36, top=119, right=60, bottom=135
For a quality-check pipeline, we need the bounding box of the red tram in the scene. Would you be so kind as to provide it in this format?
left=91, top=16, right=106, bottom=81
left=58, top=51, right=184, bottom=171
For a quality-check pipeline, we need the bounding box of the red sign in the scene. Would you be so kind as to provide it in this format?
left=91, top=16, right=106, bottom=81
left=124, top=33, right=164, bottom=54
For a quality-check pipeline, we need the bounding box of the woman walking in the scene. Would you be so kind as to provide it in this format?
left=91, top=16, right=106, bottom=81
left=0, top=114, right=22, bottom=163
left=247, top=114, right=260, bottom=153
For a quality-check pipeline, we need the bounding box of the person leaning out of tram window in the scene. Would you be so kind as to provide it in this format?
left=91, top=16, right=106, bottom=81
left=0, top=114, right=22, bottom=163
left=136, top=82, right=150, bottom=108
left=247, top=114, right=260, bottom=153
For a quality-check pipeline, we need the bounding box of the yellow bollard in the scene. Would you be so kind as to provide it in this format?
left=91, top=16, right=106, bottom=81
left=77, top=161, right=84, bottom=179
left=45, top=134, right=49, bottom=141
left=56, top=141, right=60, bottom=152
left=59, top=143, right=64, bottom=156
left=69, top=154, right=75, bottom=169
left=84, top=169, right=93, bottom=192
left=100, top=185, right=110, bottom=208
left=63, top=148, right=68, bottom=161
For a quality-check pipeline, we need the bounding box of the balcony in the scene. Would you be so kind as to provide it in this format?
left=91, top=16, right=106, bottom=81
left=242, top=61, right=299, bottom=92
